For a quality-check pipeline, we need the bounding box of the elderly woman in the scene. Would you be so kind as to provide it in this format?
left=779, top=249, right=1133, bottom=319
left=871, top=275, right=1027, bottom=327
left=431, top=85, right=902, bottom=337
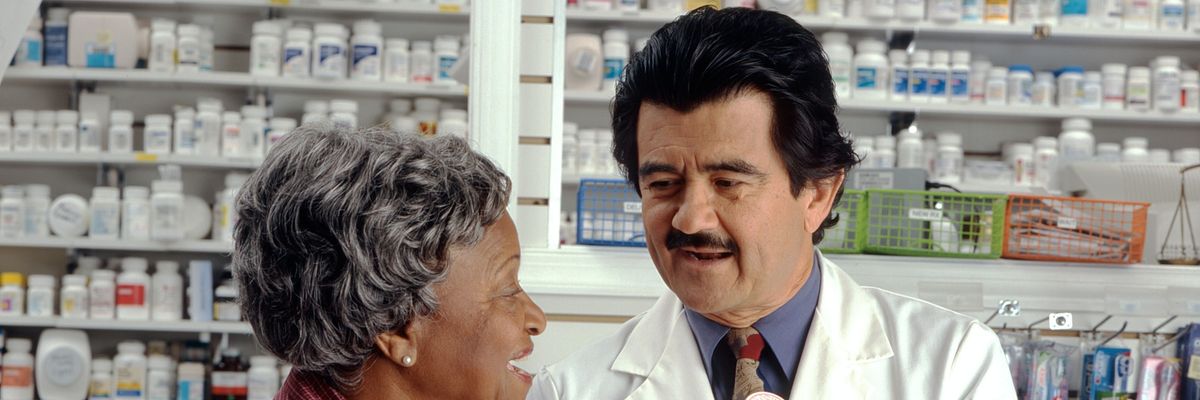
left=232, top=124, right=546, bottom=399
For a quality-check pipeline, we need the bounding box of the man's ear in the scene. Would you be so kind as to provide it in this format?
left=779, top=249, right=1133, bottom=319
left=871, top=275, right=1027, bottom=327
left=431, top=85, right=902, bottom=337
left=803, top=173, right=846, bottom=235
left=374, top=317, right=427, bottom=368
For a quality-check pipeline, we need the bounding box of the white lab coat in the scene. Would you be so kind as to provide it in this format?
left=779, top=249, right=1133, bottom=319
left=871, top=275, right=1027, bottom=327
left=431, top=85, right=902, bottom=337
left=528, top=254, right=1018, bottom=399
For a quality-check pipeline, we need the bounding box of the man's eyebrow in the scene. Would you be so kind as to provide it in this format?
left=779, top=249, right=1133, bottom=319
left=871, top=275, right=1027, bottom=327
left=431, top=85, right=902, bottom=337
left=639, top=162, right=678, bottom=178
left=702, top=160, right=765, bottom=177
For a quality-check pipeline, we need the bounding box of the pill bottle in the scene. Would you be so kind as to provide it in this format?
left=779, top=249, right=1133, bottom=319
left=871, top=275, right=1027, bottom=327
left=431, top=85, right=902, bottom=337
left=1010, top=143, right=1035, bottom=186
left=1006, top=64, right=1034, bottom=105
left=23, top=184, right=50, bottom=238
left=1033, top=136, right=1059, bottom=188
left=350, top=20, right=383, bottom=81
left=60, top=274, right=89, bottom=319
left=949, top=51, right=971, bottom=103
left=1058, top=118, right=1095, bottom=162
left=1, top=338, right=35, bottom=400
left=928, top=50, right=951, bottom=103
left=89, top=269, right=116, bottom=320
left=250, top=20, right=283, bottom=77
left=116, top=258, right=150, bottom=321
left=1101, top=63, right=1127, bottom=110
left=934, top=132, right=964, bottom=184
left=144, top=114, right=173, bottom=155
left=410, top=40, right=434, bottom=83
left=852, top=39, right=889, bottom=100
left=1055, top=66, right=1084, bottom=109
left=113, top=341, right=147, bottom=400
left=89, top=187, right=121, bottom=240
left=150, top=261, right=183, bottom=321
left=1031, top=72, right=1056, bottom=106
left=384, top=38, right=410, bottom=83
left=330, top=100, right=359, bottom=131
left=247, top=356, right=280, bottom=400
left=90, top=359, right=115, bottom=400
left=985, top=67, right=1008, bottom=106
left=108, top=110, right=134, bottom=154
left=282, top=27, right=312, bottom=78
left=1153, top=56, right=1181, bottom=113
left=149, top=19, right=177, bottom=73
left=1121, top=137, right=1149, bottom=162
left=26, top=274, right=56, bottom=317
left=434, top=35, right=461, bottom=85
left=0, top=186, right=25, bottom=239
left=822, top=32, right=854, bottom=99
left=889, top=49, right=909, bottom=101
left=1125, top=66, right=1152, bottom=111
left=55, top=110, right=79, bottom=153
left=909, top=50, right=931, bottom=102
left=312, top=23, right=348, bottom=80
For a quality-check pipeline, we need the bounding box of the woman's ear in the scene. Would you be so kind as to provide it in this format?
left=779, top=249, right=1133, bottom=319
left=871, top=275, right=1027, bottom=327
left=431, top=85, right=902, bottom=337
left=374, top=318, right=426, bottom=368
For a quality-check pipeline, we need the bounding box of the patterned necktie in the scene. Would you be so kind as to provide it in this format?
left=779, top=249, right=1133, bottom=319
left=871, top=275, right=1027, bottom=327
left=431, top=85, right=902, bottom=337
left=726, top=327, right=767, bottom=400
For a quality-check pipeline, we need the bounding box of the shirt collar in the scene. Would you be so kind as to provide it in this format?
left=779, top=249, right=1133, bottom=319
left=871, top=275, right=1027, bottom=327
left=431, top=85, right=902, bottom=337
left=277, top=370, right=348, bottom=400
left=684, top=254, right=823, bottom=383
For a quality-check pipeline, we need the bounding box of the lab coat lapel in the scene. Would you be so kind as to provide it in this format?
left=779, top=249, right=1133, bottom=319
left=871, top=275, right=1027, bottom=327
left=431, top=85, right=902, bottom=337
left=613, top=293, right=716, bottom=400
left=790, top=254, right=894, bottom=399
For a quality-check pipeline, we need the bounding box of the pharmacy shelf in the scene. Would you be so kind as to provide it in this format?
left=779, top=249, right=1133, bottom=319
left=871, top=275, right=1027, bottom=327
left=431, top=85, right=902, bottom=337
left=0, top=316, right=254, bottom=334
left=1, top=68, right=470, bottom=98
left=55, top=0, right=471, bottom=20
left=520, top=246, right=1200, bottom=322
left=0, top=237, right=232, bottom=254
left=566, top=9, right=1200, bottom=44
left=562, top=173, right=625, bottom=185
left=0, top=152, right=260, bottom=169
left=564, top=90, right=1200, bottom=126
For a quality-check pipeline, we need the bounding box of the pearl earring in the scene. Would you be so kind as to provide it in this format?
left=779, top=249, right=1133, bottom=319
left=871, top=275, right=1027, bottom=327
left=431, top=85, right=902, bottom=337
left=401, top=355, right=414, bottom=367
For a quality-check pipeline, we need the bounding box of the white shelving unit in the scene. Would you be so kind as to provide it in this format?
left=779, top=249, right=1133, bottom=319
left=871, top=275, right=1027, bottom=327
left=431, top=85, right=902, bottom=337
left=566, top=9, right=1200, bottom=44
left=0, top=237, right=232, bottom=254
left=55, top=0, right=471, bottom=20
left=0, top=152, right=259, bottom=169
left=0, top=316, right=253, bottom=334
left=2, top=68, right=469, bottom=98
left=564, top=90, right=1200, bottom=126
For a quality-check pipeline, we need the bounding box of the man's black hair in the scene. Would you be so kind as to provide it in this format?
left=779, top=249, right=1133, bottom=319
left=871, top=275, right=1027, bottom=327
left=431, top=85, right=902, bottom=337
left=611, top=7, right=860, bottom=244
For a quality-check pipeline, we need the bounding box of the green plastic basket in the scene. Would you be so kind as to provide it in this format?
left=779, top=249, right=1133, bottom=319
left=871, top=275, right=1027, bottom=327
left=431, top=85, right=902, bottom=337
left=863, top=189, right=1007, bottom=259
left=818, top=189, right=867, bottom=254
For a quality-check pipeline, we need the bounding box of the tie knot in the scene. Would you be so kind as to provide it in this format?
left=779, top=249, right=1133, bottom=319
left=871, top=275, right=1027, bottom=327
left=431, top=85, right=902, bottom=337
left=726, top=327, right=765, bottom=361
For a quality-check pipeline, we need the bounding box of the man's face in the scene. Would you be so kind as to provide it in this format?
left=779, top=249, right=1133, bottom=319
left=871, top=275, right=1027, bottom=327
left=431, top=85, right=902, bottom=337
left=635, top=90, right=837, bottom=325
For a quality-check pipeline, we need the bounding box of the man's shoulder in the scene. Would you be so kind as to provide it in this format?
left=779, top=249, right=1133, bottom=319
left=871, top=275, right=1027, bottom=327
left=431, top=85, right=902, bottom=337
left=541, top=311, right=644, bottom=377
left=858, top=285, right=994, bottom=346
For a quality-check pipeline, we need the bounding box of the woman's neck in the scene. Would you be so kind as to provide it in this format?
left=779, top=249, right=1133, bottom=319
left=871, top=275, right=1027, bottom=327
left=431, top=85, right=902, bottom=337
left=346, top=357, right=419, bottom=400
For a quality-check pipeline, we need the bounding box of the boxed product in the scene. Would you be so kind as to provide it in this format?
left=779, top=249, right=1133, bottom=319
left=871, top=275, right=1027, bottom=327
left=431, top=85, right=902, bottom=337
left=1180, top=324, right=1200, bottom=399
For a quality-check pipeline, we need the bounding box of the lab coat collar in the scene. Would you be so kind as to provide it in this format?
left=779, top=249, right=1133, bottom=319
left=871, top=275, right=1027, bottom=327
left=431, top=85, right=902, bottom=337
left=610, top=251, right=894, bottom=399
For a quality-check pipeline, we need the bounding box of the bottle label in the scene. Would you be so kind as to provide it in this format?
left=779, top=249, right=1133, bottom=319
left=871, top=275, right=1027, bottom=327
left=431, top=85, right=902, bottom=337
left=1062, top=0, right=1087, bottom=16
left=1162, top=4, right=1185, bottom=27
left=117, top=283, right=146, bottom=307
left=911, top=68, right=930, bottom=95
left=212, top=371, right=249, bottom=396
left=91, top=207, right=120, bottom=236
left=1, top=365, right=32, bottom=388
left=283, top=47, right=308, bottom=76
left=438, top=54, right=459, bottom=81
left=91, top=287, right=115, bottom=317
left=603, top=57, right=624, bottom=81
left=45, top=25, right=68, bottom=66
left=353, top=44, right=380, bottom=75
left=929, top=71, right=948, bottom=97
left=115, top=377, right=143, bottom=397
left=20, top=38, right=43, bottom=63
left=893, top=67, right=910, bottom=96
left=318, top=44, right=345, bottom=72
left=90, top=379, right=113, bottom=399
left=951, top=70, right=970, bottom=98
left=85, top=40, right=116, bottom=68
left=855, top=67, right=878, bottom=89
left=179, top=45, right=201, bottom=66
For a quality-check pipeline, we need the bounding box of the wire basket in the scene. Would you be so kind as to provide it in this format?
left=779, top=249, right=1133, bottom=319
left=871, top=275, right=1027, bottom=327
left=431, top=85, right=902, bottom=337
left=576, top=179, right=646, bottom=247
left=818, top=189, right=867, bottom=254
left=863, top=189, right=1007, bottom=259
left=1002, top=194, right=1149, bottom=264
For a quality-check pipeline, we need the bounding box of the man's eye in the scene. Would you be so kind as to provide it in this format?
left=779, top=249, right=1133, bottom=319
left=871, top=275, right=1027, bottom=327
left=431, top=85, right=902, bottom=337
left=715, top=179, right=740, bottom=188
left=648, top=180, right=675, bottom=189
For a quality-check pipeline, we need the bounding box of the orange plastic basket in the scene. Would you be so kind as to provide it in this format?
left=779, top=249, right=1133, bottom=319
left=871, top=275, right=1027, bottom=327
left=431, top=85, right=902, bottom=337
left=1002, top=194, right=1149, bottom=264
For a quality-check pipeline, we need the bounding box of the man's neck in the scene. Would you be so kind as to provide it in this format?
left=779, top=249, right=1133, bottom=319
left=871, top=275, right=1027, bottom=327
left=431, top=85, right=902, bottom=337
left=701, top=255, right=815, bottom=328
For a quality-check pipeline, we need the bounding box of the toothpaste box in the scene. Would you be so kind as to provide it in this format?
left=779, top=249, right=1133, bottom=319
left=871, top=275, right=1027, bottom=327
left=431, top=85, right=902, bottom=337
left=1088, top=347, right=1132, bottom=400
left=1180, top=324, right=1200, bottom=400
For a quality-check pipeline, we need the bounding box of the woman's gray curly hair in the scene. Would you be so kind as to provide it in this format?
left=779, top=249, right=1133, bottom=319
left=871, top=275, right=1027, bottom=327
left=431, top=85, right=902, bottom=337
left=232, top=123, right=511, bottom=393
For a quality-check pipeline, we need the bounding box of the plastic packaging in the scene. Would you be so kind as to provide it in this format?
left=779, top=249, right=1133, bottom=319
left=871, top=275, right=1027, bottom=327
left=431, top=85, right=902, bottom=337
left=194, top=99, right=223, bottom=156
left=909, top=50, right=931, bottom=102
left=1101, top=64, right=1127, bottom=109
left=963, top=0, right=985, bottom=21
left=221, top=111, right=242, bottom=157
left=984, top=0, right=1012, bottom=23
left=1011, top=143, right=1035, bottom=186
left=384, top=38, right=410, bottom=83
left=60, top=274, right=89, bottom=319
left=36, top=110, right=56, bottom=152
left=301, top=101, right=328, bottom=125
left=176, top=363, right=204, bottom=400
left=1097, top=142, right=1122, bottom=162
left=113, top=341, right=146, bottom=400
left=434, top=35, right=461, bottom=85
left=26, top=274, right=56, bottom=317
left=1123, top=0, right=1155, bottom=28
left=312, top=23, right=348, bottom=80
left=141, top=114, right=172, bottom=155
left=55, top=110, right=79, bottom=153
left=49, top=194, right=90, bottom=238
left=0, top=186, right=24, bottom=238
left=75, top=112, right=99, bottom=153
left=247, top=356, right=280, bottom=400
left=146, top=355, right=173, bottom=400
left=149, top=19, right=177, bottom=73
left=897, top=0, right=926, bottom=20
left=351, top=20, right=383, bottom=81
left=1183, top=70, right=1200, bottom=113
left=1032, top=136, right=1058, bottom=188
left=410, top=40, right=434, bottom=83
left=250, top=20, right=283, bottom=77
left=15, top=17, right=43, bottom=67
left=150, top=180, right=184, bottom=241
left=1012, top=0, right=1039, bottom=23
left=867, top=0, right=897, bottom=19
left=889, top=50, right=910, bottom=101
left=930, top=0, right=963, bottom=20
left=22, top=185, right=49, bottom=238
left=35, top=329, right=91, bottom=400
left=822, top=33, right=854, bottom=99
left=91, top=359, right=114, bottom=400
left=853, top=39, right=889, bottom=100
left=985, top=67, right=1008, bottom=106
left=896, top=129, right=924, bottom=168
left=602, top=29, right=629, bottom=93
left=120, top=186, right=150, bottom=241
left=1126, top=66, right=1152, bottom=111
left=1060, top=0, right=1089, bottom=26
left=1056, top=66, right=1084, bottom=108
left=116, top=258, right=150, bottom=320
left=1121, top=137, right=1149, bottom=162
left=44, top=9, right=69, bottom=67
left=2, top=338, right=35, bottom=400
left=173, top=108, right=195, bottom=155
left=1058, top=118, right=1095, bottom=162
left=934, top=132, right=964, bottom=183
left=108, top=110, right=134, bottom=154
left=1160, top=0, right=1187, bottom=29
left=88, top=269, right=116, bottom=320
left=176, top=24, right=202, bottom=73
left=1007, top=64, right=1034, bottom=105
left=949, top=51, right=971, bottom=103
left=565, top=34, right=603, bottom=91
left=330, top=100, right=359, bottom=131
left=240, top=106, right=267, bottom=159
left=282, top=27, right=312, bottom=78
left=151, top=261, right=183, bottom=321
left=1031, top=72, right=1056, bottom=106
left=968, top=59, right=992, bottom=103
left=89, top=187, right=121, bottom=240
left=1153, top=56, right=1182, bottom=113
left=928, top=51, right=951, bottom=103
left=873, top=135, right=897, bottom=168
left=13, top=110, right=36, bottom=152
left=0, top=273, right=26, bottom=316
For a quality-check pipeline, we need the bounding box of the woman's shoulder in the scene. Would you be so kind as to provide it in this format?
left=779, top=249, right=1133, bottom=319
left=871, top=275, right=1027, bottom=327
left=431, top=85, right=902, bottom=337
left=276, top=370, right=349, bottom=400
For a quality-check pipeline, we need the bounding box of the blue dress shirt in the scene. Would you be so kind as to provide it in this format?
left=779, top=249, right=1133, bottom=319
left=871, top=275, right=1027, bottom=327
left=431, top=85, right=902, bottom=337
left=683, top=255, right=823, bottom=400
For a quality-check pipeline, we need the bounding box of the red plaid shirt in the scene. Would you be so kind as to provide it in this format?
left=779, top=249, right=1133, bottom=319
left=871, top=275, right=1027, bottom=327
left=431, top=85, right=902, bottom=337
left=276, top=371, right=348, bottom=400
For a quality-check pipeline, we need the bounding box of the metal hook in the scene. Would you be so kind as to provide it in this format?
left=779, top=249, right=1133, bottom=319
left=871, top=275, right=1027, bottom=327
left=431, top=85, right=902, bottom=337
left=1090, top=315, right=1114, bottom=334
left=1097, top=321, right=1129, bottom=347
left=1151, top=316, right=1179, bottom=335
left=1152, top=330, right=1187, bottom=354
left=1026, top=316, right=1050, bottom=339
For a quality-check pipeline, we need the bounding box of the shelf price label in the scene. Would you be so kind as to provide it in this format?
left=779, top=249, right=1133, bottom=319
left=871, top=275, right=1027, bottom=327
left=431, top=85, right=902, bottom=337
left=134, top=153, right=158, bottom=162
left=438, top=4, right=463, bottom=13
left=269, top=0, right=290, bottom=5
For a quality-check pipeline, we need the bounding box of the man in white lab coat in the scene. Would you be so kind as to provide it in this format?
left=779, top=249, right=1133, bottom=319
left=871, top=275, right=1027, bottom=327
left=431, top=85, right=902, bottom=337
left=529, top=7, right=1017, bottom=400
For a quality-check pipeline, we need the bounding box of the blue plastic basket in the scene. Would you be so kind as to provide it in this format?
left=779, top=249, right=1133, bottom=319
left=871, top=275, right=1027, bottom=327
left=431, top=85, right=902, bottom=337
left=577, top=179, right=647, bottom=247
